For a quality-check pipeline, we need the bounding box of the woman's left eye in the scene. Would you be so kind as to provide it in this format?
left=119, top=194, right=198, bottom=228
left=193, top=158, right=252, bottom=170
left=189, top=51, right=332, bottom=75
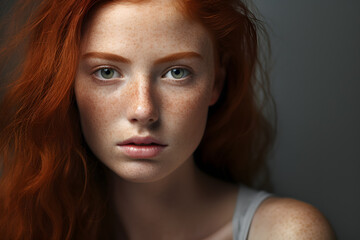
left=93, top=68, right=121, bottom=80
left=163, top=68, right=191, bottom=80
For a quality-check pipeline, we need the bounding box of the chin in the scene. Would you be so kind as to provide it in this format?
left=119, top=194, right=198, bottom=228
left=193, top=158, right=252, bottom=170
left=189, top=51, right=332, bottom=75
left=107, top=160, right=174, bottom=183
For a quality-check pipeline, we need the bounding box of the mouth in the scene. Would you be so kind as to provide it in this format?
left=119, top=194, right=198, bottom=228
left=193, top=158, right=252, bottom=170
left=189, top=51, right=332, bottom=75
left=117, top=136, right=167, bottom=159
left=118, top=136, right=167, bottom=146
left=122, top=143, right=164, bottom=146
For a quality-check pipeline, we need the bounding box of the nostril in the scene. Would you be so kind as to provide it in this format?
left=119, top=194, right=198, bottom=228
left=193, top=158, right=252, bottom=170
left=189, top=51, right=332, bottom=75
left=130, top=115, right=157, bottom=124
left=128, top=103, right=158, bottom=124
left=127, top=87, right=159, bottom=124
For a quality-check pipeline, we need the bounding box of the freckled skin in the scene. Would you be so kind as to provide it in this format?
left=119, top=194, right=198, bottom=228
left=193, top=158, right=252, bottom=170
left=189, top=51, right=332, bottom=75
left=248, top=198, right=337, bottom=240
left=73, top=1, right=337, bottom=239
left=74, top=0, right=220, bottom=183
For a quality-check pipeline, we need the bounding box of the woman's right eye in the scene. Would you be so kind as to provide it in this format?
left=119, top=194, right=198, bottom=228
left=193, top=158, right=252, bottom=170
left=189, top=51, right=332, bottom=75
left=93, top=68, right=121, bottom=80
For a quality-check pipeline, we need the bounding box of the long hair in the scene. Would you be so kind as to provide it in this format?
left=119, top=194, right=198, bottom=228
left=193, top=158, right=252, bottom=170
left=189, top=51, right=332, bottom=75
left=180, top=0, right=276, bottom=187
left=0, top=0, right=275, bottom=239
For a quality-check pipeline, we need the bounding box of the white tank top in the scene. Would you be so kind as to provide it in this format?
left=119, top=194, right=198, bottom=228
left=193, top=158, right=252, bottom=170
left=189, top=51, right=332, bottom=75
left=232, top=185, right=272, bottom=240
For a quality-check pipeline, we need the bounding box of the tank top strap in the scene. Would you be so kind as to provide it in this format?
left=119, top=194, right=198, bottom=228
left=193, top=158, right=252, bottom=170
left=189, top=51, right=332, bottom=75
left=232, top=184, right=272, bottom=240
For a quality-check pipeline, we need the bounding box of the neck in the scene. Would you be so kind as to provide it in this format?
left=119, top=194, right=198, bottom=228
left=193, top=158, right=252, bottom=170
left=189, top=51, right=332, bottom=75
left=106, top=157, right=236, bottom=240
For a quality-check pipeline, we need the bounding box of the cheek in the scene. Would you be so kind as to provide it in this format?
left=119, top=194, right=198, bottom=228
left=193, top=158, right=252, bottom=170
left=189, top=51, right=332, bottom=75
left=162, top=83, right=212, bottom=141
left=74, top=81, right=114, bottom=144
left=169, top=93, right=208, bottom=123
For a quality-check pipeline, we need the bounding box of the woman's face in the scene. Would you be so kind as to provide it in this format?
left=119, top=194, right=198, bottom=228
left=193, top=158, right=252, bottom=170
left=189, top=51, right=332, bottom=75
left=75, top=0, right=221, bottom=183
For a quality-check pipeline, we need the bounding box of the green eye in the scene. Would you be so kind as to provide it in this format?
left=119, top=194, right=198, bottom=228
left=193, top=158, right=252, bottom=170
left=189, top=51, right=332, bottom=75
left=100, top=68, right=114, bottom=79
left=171, top=69, right=185, bottom=79
left=94, top=68, right=121, bottom=80
left=164, top=68, right=190, bottom=80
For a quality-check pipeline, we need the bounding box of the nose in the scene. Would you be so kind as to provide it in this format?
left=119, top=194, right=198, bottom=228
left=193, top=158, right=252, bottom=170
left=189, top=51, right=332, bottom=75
left=126, top=75, right=159, bottom=126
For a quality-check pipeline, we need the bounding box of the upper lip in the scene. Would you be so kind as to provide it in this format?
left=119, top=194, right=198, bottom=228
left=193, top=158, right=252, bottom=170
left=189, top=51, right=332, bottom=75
left=118, top=136, right=167, bottom=146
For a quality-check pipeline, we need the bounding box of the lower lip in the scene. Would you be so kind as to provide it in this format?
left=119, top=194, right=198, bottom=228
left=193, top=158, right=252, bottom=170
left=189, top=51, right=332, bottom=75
left=118, top=145, right=166, bottom=159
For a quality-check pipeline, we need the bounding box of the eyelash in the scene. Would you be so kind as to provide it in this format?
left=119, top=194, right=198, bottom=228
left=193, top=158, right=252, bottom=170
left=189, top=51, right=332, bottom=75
left=92, top=66, right=122, bottom=81
left=162, top=67, right=192, bottom=82
left=91, top=66, right=193, bottom=83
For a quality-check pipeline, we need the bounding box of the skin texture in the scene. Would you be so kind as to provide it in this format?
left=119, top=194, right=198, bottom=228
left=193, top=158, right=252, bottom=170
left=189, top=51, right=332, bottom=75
left=75, top=0, right=336, bottom=239
left=75, top=0, right=238, bottom=239
left=248, top=197, right=337, bottom=240
left=75, top=0, right=220, bottom=184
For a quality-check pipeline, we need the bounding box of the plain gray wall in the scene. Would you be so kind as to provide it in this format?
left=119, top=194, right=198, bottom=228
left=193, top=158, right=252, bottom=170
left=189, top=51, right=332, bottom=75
left=253, top=0, right=360, bottom=239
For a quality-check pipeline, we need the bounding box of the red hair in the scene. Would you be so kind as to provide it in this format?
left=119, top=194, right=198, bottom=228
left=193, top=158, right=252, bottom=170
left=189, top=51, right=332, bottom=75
left=0, top=0, right=275, bottom=239
left=180, top=0, right=275, bottom=186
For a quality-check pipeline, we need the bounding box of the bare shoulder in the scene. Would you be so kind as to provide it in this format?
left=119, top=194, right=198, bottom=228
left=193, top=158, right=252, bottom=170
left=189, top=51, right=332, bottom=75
left=248, top=197, right=336, bottom=240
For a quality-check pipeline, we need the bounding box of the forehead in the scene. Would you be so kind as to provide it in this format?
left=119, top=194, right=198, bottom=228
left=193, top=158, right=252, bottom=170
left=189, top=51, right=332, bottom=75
left=81, top=0, right=213, bottom=58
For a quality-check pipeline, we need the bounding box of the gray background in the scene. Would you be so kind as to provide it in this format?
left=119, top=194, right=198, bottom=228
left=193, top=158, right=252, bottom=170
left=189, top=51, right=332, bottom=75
left=1, top=0, right=359, bottom=239
left=253, top=0, right=360, bottom=239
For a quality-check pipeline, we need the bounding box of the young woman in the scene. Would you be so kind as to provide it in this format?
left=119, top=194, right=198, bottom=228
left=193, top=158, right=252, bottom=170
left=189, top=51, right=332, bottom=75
left=0, top=0, right=335, bottom=239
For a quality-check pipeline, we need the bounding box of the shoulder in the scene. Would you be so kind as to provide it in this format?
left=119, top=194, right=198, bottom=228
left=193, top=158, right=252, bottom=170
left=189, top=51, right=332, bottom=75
left=248, top=197, right=336, bottom=240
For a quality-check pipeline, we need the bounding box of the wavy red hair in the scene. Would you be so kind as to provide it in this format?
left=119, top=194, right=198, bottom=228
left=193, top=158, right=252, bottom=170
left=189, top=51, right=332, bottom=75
left=180, top=0, right=275, bottom=186
left=0, top=0, right=275, bottom=239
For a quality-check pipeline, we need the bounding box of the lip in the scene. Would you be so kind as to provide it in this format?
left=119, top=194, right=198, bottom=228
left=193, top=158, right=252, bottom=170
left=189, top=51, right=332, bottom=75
left=118, top=136, right=166, bottom=146
left=117, top=136, right=167, bottom=159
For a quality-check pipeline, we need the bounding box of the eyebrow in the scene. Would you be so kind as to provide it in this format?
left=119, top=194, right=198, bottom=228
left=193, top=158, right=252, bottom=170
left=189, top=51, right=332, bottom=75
left=154, top=52, right=203, bottom=64
left=81, top=51, right=203, bottom=64
left=82, top=52, right=131, bottom=64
